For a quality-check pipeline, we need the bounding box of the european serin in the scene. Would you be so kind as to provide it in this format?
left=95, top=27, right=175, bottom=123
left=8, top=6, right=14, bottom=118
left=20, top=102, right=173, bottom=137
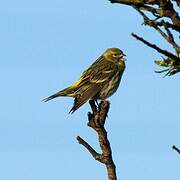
left=43, top=48, right=126, bottom=113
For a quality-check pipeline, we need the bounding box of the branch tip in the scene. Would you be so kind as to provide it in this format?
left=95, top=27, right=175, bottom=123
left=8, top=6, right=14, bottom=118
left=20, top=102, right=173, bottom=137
left=172, top=145, right=180, bottom=154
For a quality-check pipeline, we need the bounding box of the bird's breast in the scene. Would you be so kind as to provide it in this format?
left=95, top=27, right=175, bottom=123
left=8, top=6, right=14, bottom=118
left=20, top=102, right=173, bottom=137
left=98, top=71, right=121, bottom=99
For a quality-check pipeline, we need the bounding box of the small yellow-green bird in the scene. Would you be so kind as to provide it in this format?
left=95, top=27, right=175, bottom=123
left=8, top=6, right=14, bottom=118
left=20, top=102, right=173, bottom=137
left=43, top=48, right=126, bottom=113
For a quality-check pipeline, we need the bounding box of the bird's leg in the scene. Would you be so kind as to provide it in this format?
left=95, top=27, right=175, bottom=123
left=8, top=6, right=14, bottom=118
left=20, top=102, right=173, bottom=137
left=89, top=100, right=97, bottom=115
left=88, top=100, right=101, bottom=128
left=95, top=99, right=99, bottom=108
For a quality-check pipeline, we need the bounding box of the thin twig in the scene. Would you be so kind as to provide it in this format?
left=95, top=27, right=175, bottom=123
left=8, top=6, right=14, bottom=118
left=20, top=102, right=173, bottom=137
left=155, top=21, right=180, bottom=32
left=172, top=145, right=180, bottom=154
left=164, top=25, right=180, bottom=53
left=134, top=7, right=180, bottom=53
left=131, top=33, right=180, bottom=61
left=109, top=0, right=158, bottom=6
left=110, top=0, right=180, bottom=26
left=77, top=136, right=103, bottom=162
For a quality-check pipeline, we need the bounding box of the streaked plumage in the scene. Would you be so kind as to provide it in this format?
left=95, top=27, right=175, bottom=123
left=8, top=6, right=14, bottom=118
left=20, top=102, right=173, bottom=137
left=43, top=48, right=126, bottom=113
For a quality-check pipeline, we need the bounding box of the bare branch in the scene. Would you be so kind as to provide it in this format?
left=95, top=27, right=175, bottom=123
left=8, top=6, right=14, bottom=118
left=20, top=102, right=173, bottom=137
left=109, top=0, right=180, bottom=26
left=151, top=20, right=180, bottom=33
left=77, top=136, right=103, bottom=162
left=77, top=100, right=117, bottom=180
left=159, top=0, right=180, bottom=26
left=109, top=0, right=145, bottom=6
left=134, top=6, right=180, bottom=54
left=131, top=33, right=180, bottom=61
left=163, top=24, right=180, bottom=53
left=110, top=0, right=158, bottom=6
left=172, top=145, right=180, bottom=154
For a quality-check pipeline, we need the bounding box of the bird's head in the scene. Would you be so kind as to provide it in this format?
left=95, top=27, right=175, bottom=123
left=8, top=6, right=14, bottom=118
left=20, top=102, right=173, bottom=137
left=103, top=48, right=126, bottom=63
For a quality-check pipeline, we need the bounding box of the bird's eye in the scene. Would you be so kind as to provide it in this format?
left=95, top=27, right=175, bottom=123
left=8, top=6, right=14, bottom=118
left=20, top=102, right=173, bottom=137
left=113, top=54, right=118, bottom=57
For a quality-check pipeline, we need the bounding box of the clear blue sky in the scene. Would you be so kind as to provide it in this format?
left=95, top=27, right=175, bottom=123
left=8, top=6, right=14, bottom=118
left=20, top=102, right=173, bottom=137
left=0, top=0, right=179, bottom=180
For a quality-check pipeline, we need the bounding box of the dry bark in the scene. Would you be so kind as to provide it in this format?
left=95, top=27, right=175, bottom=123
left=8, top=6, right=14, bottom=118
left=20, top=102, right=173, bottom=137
left=77, top=100, right=117, bottom=180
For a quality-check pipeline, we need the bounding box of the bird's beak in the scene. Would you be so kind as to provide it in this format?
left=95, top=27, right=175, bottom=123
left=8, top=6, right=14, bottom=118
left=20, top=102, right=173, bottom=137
left=122, top=53, right=127, bottom=61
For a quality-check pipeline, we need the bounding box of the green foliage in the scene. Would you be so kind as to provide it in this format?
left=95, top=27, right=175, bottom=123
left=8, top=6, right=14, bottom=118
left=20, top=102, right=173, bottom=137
left=155, top=56, right=180, bottom=77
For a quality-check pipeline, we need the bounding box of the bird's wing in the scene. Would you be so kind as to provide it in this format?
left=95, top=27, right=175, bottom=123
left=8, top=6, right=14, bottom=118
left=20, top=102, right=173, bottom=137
left=69, top=84, right=100, bottom=113
left=81, top=57, right=118, bottom=84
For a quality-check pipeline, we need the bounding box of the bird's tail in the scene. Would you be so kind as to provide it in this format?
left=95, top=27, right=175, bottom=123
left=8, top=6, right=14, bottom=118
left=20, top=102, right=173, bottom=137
left=43, top=86, right=76, bottom=102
